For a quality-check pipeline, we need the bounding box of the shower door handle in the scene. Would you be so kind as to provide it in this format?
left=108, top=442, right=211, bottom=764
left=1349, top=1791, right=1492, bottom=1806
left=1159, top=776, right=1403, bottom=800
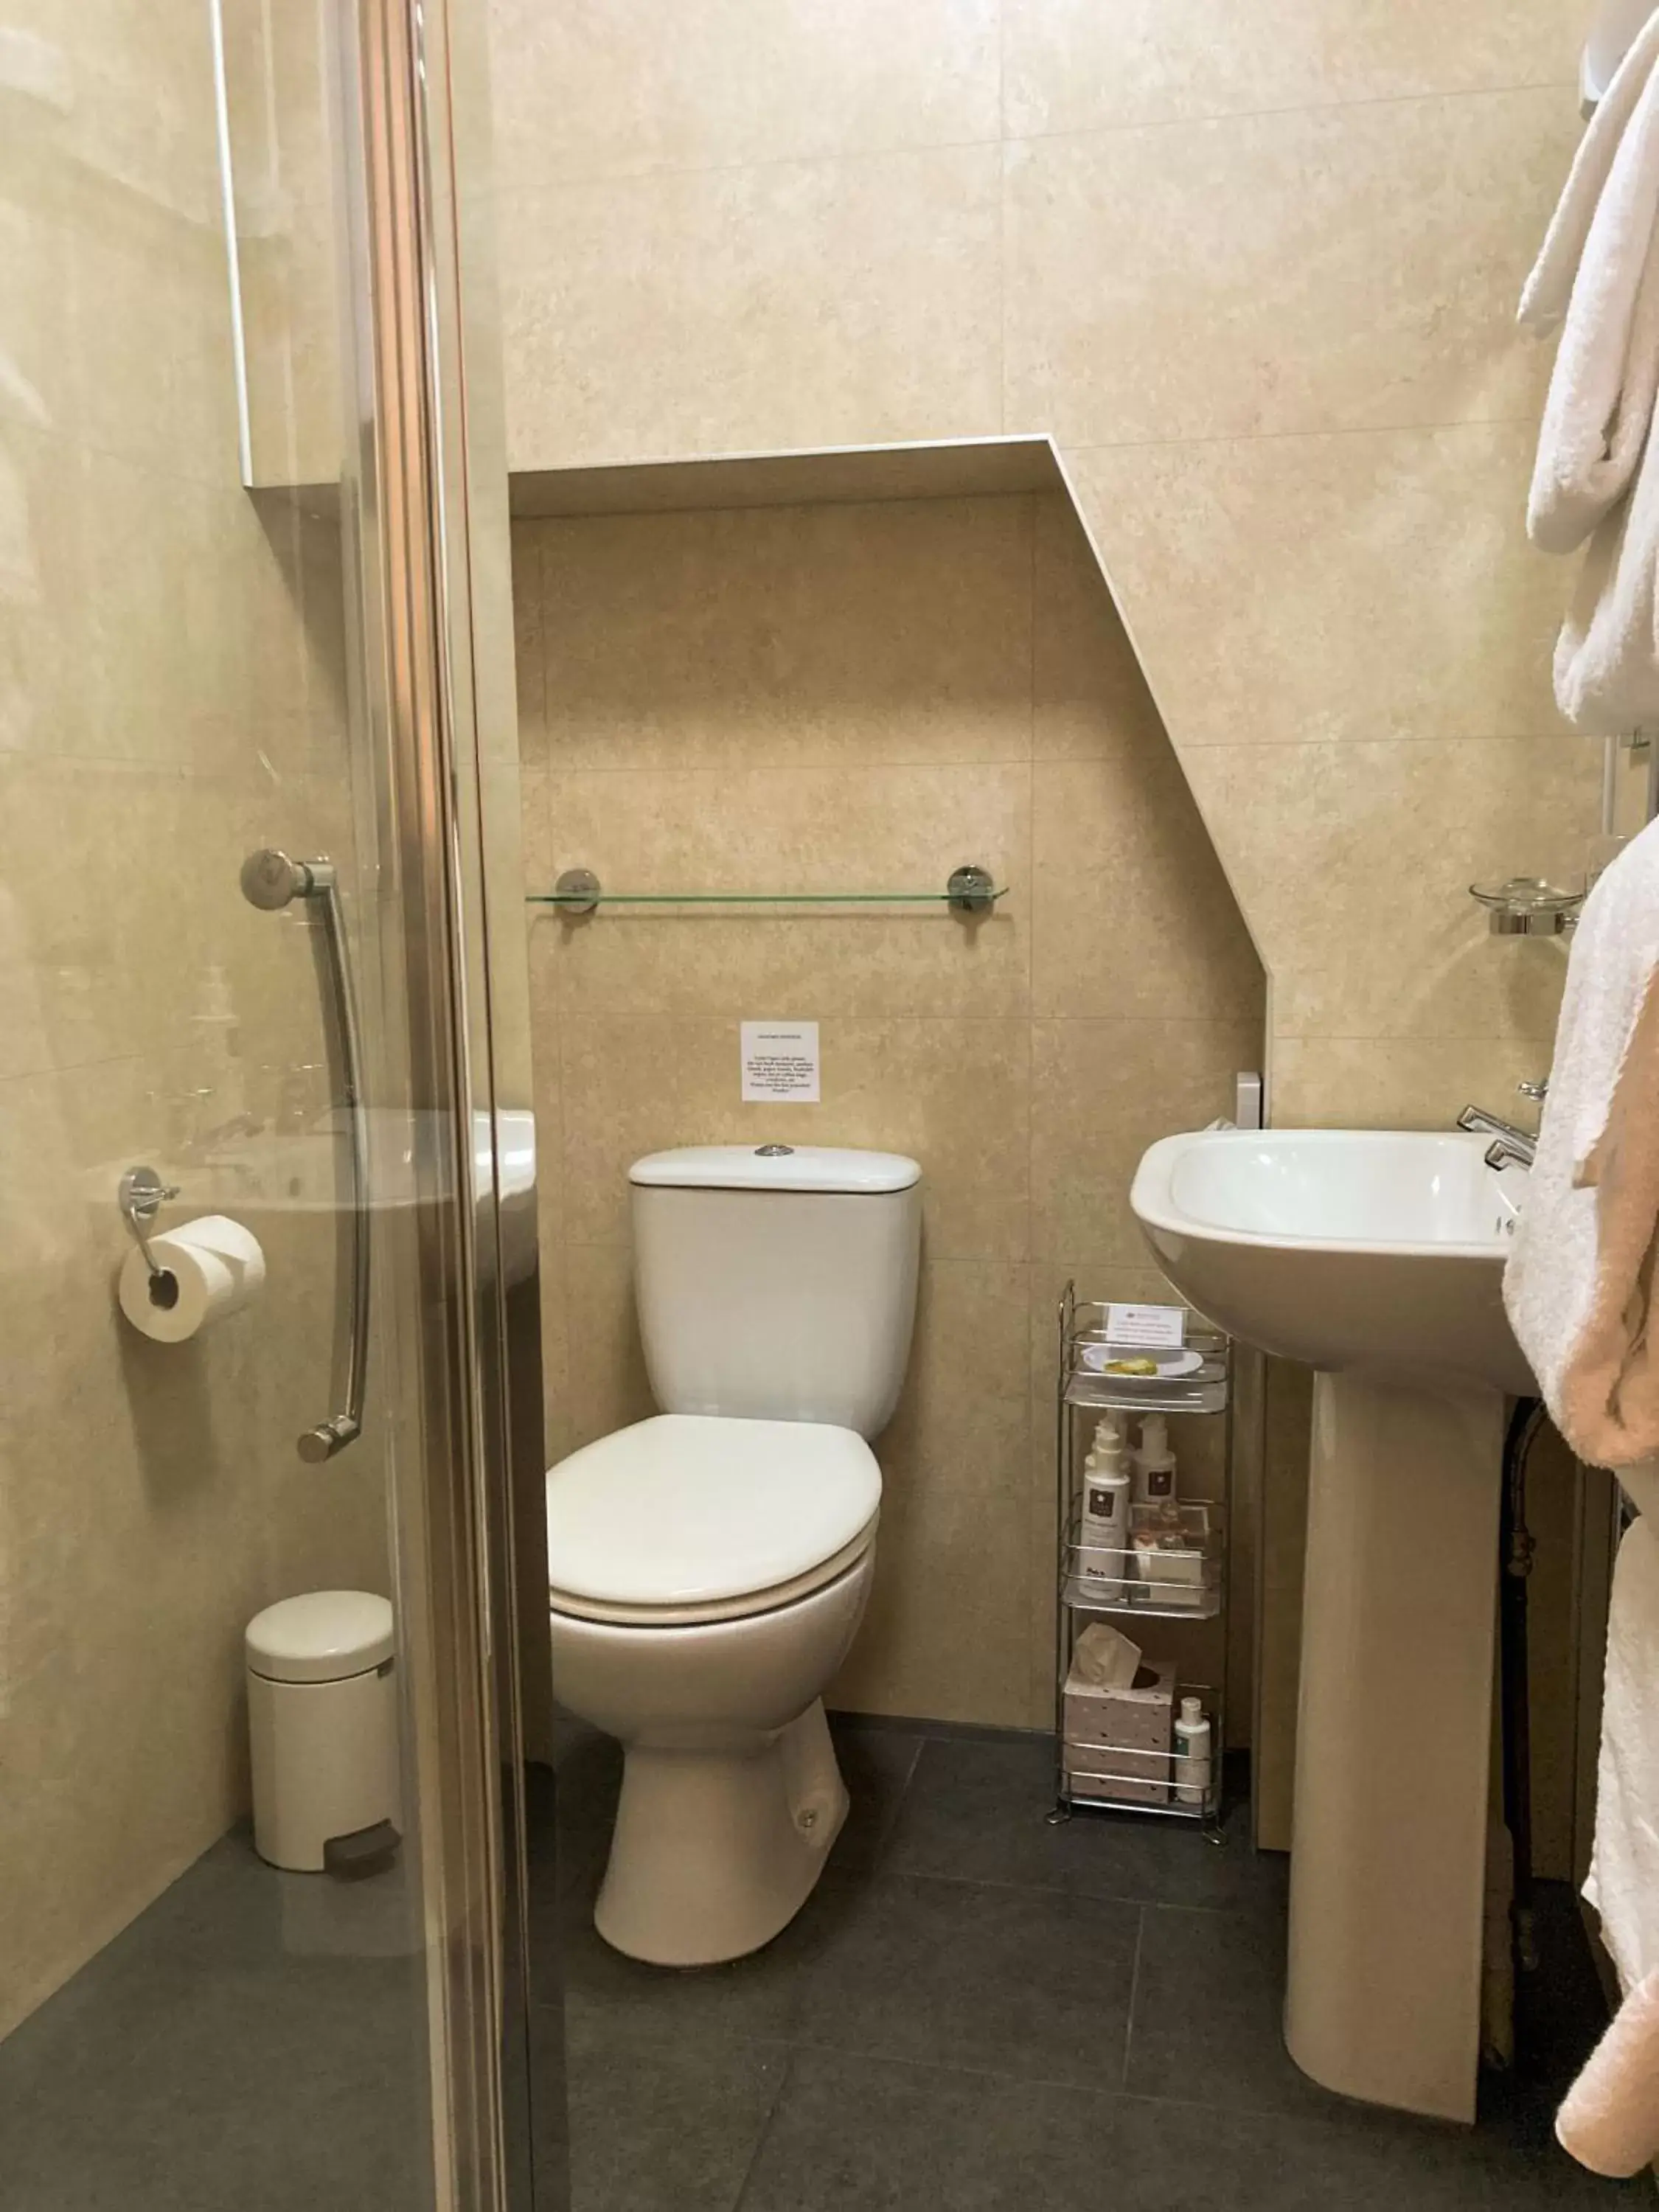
left=240, top=849, right=371, bottom=1462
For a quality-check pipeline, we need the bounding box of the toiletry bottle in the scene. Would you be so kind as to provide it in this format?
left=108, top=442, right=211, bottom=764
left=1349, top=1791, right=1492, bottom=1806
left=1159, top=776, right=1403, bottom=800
left=1133, top=1413, right=1178, bottom=1506
left=1173, top=1696, right=1211, bottom=1807
left=1079, top=1414, right=1132, bottom=1601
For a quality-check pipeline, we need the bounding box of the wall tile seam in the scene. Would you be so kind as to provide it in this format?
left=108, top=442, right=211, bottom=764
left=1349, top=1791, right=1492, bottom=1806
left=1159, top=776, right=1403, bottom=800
left=999, top=74, right=1578, bottom=152
left=1027, top=402, right=1552, bottom=456
left=1055, top=417, right=1549, bottom=459
left=493, top=136, right=1008, bottom=198
left=532, top=756, right=1048, bottom=776
left=492, top=74, right=1576, bottom=201
left=0, top=1054, right=146, bottom=1091
left=1, top=431, right=251, bottom=497
left=1172, top=731, right=1584, bottom=751
left=0, top=1050, right=225, bottom=1091
left=0, top=754, right=251, bottom=779
left=1272, top=1025, right=1562, bottom=1043
left=19, top=180, right=232, bottom=248
left=1274, top=1035, right=1575, bottom=1053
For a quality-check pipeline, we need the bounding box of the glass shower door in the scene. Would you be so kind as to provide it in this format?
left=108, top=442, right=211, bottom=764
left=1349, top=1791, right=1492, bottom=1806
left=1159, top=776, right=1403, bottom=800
left=0, top=1, right=539, bottom=2207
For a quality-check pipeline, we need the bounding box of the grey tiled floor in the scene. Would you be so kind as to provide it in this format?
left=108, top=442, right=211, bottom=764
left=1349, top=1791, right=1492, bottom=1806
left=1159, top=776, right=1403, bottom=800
left=1, top=1725, right=1635, bottom=2212
left=0, top=1834, right=433, bottom=2212
left=540, top=1718, right=1644, bottom=2212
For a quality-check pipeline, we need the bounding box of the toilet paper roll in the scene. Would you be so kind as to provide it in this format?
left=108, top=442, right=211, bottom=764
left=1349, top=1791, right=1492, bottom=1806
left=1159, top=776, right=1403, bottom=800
left=117, top=1215, right=266, bottom=1344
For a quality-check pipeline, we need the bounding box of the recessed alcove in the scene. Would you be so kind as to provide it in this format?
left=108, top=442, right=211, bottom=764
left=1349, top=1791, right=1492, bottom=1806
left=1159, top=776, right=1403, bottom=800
left=509, top=432, right=1267, bottom=1735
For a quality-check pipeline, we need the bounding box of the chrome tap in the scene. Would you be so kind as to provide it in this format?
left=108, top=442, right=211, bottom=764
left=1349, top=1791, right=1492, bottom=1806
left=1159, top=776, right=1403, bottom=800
left=1456, top=1099, right=1537, bottom=1172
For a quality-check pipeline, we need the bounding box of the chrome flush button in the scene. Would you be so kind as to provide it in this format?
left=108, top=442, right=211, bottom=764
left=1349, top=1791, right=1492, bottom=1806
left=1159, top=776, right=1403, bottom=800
left=755, top=1144, right=795, bottom=1157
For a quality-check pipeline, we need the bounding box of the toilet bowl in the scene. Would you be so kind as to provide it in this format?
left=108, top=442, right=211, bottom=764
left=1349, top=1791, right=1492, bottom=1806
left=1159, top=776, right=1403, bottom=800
left=546, top=1144, right=921, bottom=1967
left=547, top=1411, right=880, bottom=1965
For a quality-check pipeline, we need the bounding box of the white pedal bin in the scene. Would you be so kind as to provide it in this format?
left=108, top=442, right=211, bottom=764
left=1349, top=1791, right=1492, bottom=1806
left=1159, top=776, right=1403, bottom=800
left=246, top=1590, right=399, bottom=1873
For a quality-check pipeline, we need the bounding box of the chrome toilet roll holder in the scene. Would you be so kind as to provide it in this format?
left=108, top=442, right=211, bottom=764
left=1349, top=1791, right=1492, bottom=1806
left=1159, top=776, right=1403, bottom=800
left=117, top=1165, right=181, bottom=1291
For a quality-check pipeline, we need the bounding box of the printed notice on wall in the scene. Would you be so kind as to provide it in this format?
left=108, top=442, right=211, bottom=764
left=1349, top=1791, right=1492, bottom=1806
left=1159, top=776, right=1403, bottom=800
left=740, top=1021, right=821, bottom=1103
left=1105, top=1302, right=1186, bottom=1349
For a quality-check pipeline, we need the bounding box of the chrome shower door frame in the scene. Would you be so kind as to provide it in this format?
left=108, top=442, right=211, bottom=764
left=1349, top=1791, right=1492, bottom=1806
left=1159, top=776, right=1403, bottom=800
left=334, top=1, right=540, bottom=2206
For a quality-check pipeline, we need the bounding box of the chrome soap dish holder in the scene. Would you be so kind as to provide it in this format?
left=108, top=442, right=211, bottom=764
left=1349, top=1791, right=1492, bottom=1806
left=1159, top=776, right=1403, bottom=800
left=1469, top=877, right=1585, bottom=937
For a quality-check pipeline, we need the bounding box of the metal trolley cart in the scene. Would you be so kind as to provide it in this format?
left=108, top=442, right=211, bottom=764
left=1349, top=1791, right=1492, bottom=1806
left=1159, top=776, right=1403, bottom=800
left=1052, top=1282, right=1233, bottom=1829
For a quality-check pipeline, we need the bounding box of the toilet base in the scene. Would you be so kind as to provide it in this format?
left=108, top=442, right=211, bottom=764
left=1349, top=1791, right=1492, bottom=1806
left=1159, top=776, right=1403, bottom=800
left=595, top=1698, right=848, bottom=1966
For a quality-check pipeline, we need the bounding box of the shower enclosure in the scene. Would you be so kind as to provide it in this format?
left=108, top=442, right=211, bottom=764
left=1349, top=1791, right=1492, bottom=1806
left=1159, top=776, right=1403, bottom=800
left=0, top=1, right=547, bottom=2205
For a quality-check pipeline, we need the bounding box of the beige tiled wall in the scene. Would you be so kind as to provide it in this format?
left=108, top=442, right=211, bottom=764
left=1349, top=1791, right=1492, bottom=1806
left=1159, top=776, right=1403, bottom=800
left=488, top=0, right=1600, bottom=1793
left=0, top=11, right=382, bottom=2037
left=516, top=491, right=1265, bottom=1725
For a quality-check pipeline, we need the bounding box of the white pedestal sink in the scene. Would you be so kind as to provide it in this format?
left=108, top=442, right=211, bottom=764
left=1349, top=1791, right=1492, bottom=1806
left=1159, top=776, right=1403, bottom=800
left=1131, top=1128, right=1533, bottom=2122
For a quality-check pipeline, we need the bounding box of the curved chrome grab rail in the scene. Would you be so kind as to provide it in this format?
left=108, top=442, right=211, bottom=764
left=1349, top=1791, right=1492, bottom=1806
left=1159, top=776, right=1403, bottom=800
left=240, top=849, right=370, bottom=1461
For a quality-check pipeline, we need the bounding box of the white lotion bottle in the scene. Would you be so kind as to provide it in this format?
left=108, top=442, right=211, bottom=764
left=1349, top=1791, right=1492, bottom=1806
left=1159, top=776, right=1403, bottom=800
left=1133, top=1412, right=1179, bottom=1507
left=1174, top=1695, right=1211, bottom=1807
left=1079, top=1414, right=1133, bottom=1601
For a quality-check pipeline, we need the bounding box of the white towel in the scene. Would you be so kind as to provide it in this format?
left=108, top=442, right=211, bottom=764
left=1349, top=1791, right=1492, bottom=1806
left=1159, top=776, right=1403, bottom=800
left=1524, top=47, right=1659, bottom=555
left=1557, top=1963, right=1659, bottom=2177
left=1585, top=1518, right=1659, bottom=1997
left=1521, top=9, right=1659, bottom=726
left=1553, top=400, right=1659, bottom=725
left=1503, top=816, right=1659, bottom=1464
left=1521, top=6, right=1659, bottom=340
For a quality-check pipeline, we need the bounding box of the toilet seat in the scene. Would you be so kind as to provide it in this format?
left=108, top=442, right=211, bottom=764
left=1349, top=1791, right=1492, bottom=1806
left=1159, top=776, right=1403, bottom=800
left=546, top=1413, right=881, bottom=1627
left=549, top=1528, right=877, bottom=1627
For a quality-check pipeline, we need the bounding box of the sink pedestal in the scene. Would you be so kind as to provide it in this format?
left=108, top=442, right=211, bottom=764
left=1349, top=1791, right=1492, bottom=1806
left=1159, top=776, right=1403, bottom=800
left=1284, top=1371, right=1503, bottom=2123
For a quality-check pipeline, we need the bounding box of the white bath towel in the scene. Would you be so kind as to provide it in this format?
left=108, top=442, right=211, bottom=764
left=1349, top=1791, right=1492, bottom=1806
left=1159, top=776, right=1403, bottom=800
left=1520, top=8, right=1659, bottom=726
left=1521, top=6, right=1659, bottom=340
left=1523, top=41, right=1659, bottom=557
left=1557, top=1963, right=1659, bottom=2177
left=1582, top=1517, right=1659, bottom=2023
left=1503, top=815, right=1659, bottom=1464
left=1553, top=400, right=1659, bottom=726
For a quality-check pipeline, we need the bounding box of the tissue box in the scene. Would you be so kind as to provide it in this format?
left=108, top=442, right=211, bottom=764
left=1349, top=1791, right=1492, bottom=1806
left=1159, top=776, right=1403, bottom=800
left=1065, top=1743, right=1169, bottom=1809
left=1063, top=1656, right=1175, bottom=1805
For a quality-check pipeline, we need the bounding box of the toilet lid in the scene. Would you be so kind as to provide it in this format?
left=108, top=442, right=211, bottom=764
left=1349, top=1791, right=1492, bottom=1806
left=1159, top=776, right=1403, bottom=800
left=545, top=1414, right=881, bottom=1612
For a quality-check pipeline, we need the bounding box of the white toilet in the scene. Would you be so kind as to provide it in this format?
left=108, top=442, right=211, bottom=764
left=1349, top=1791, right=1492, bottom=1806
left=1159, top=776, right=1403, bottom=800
left=544, top=1143, right=921, bottom=1966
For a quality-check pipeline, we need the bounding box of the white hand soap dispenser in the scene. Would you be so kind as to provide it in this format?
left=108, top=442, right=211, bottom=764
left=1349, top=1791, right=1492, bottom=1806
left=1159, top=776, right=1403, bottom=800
left=1133, top=1412, right=1178, bottom=1506
left=1079, top=1413, right=1132, bottom=1601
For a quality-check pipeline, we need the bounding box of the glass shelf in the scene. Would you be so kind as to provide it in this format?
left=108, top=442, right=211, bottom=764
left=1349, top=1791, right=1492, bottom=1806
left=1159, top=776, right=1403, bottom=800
left=529, top=863, right=1006, bottom=916
left=1062, top=1573, right=1224, bottom=1624
left=1063, top=1503, right=1223, bottom=1621
left=526, top=889, right=1009, bottom=905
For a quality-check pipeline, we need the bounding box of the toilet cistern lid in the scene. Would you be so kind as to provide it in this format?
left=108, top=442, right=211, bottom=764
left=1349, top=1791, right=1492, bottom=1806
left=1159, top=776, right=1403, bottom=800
left=545, top=1414, right=881, bottom=1610
left=628, top=1145, right=919, bottom=1194
left=246, top=1590, right=394, bottom=1683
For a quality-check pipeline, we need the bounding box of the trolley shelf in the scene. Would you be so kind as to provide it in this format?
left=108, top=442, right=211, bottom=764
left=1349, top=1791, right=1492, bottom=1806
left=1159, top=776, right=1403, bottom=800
left=1062, top=1575, right=1224, bottom=1624
left=1052, top=1282, right=1233, bottom=1828
left=1064, top=1311, right=1230, bottom=1417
